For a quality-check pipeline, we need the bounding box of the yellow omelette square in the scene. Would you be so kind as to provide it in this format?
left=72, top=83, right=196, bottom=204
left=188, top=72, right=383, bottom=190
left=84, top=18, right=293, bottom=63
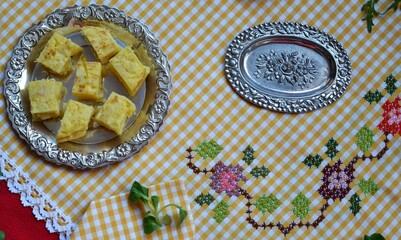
left=94, top=92, right=136, bottom=135
left=56, top=100, right=94, bottom=143
left=27, top=79, right=65, bottom=122
left=72, top=58, right=104, bottom=102
left=108, top=47, right=150, bottom=97
left=36, top=32, right=83, bottom=76
left=81, top=26, right=122, bottom=64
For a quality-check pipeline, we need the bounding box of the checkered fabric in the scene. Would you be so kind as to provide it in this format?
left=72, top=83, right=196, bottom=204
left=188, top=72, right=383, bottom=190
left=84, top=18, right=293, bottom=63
left=70, top=179, right=195, bottom=239
left=1, top=0, right=401, bottom=239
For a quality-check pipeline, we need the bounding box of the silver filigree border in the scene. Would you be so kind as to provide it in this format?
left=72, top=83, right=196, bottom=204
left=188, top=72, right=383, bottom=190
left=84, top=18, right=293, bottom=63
left=224, top=21, right=352, bottom=113
left=3, top=5, right=172, bottom=169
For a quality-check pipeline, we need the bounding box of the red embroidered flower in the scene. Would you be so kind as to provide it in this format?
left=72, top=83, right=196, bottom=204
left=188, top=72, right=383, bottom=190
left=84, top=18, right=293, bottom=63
left=318, top=160, right=355, bottom=200
left=378, top=96, right=401, bottom=135
left=210, top=161, right=247, bottom=197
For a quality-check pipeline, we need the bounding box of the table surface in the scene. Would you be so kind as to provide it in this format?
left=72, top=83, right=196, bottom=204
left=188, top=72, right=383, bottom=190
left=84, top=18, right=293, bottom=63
left=1, top=0, right=401, bottom=239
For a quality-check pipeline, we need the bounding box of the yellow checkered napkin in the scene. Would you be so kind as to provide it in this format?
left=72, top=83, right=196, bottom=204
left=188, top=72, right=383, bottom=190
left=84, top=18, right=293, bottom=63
left=70, top=179, right=195, bottom=239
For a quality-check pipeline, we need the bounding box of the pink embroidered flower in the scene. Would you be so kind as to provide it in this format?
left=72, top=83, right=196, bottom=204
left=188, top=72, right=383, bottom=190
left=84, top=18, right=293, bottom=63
left=328, top=171, right=349, bottom=190
left=210, top=161, right=247, bottom=197
left=318, top=160, right=355, bottom=200
left=378, top=96, right=401, bottom=135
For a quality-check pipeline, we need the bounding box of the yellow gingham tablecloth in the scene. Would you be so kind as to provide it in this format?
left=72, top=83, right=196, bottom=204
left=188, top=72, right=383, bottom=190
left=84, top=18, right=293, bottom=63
left=1, top=0, right=401, bottom=239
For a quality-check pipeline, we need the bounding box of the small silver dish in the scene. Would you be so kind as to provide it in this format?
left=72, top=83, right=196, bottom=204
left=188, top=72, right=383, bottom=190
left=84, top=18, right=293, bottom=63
left=3, top=5, right=172, bottom=169
left=225, top=22, right=351, bottom=113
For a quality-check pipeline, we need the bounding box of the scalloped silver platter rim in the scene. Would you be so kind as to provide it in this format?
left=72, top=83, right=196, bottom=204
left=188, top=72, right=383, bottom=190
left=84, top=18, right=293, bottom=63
left=224, top=21, right=352, bottom=113
left=3, top=4, right=172, bottom=169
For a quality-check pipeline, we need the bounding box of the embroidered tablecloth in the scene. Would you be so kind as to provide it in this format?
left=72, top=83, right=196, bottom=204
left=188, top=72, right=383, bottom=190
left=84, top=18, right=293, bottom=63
left=1, top=0, right=401, bottom=239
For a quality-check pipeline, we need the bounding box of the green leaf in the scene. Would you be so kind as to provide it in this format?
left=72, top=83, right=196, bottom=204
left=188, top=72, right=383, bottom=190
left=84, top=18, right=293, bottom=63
left=144, top=210, right=155, bottom=218
left=129, top=181, right=149, bottom=203
left=160, top=214, right=172, bottom=225
left=143, top=215, right=162, bottom=234
left=364, top=233, right=385, bottom=240
left=362, top=0, right=401, bottom=33
left=0, top=230, right=5, bottom=240
left=159, top=204, right=188, bottom=225
left=361, top=0, right=379, bottom=33
left=178, top=208, right=188, bottom=225
left=383, top=0, right=401, bottom=14
left=129, top=181, right=188, bottom=234
left=150, top=195, right=160, bottom=211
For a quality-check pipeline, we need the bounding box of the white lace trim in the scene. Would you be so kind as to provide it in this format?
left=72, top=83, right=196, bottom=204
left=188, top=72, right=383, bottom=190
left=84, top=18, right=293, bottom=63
left=0, top=151, right=76, bottom=240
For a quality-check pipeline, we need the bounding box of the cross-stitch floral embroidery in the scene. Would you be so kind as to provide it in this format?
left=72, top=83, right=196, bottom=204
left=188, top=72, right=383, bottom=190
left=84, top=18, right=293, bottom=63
left=318, top=160, right=355, bottom=200
left=185, top=74, right=398, bottom=236
left=378, top=96, right=401, bottom=135
left=209, top=161, right=247, bottom=197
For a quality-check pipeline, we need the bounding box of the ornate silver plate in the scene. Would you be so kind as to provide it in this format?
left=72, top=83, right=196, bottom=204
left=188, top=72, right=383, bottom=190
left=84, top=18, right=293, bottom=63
left=3, top=5, right=172, bottom=169
left=225, top=22, right=351, bottom=113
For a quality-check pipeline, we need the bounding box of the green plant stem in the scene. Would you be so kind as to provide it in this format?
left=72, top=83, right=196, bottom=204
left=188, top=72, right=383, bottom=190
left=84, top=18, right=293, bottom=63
left=159, top=203, right=182, bottom=212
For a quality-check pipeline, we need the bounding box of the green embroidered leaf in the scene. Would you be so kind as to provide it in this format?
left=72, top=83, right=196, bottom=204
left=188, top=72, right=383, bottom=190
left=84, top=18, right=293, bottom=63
left=302, top=154, right=324, bottom=168
left=195, top=140, right=223, bottom=160
left=242, top=145, right=255, bottom=165
left=385, top=74, right=398, bottom=95
left=358, top=178, right=379, bottom=195
left=250, top=166, right=270, bottom=179
left=212, top=200, right=229, bottom=224
left=349, top=193, right=362, bottom=216
left=325, top=138, right=339, bottom=160
left=363, top=90, right=383, bottom=104
left=194, top=193, right=215, bottom=206
left=356, top=125, right=375, bottom=153
left=291, top=193, right=311, bottom=220
left=254, top=194, right=281, bottom=214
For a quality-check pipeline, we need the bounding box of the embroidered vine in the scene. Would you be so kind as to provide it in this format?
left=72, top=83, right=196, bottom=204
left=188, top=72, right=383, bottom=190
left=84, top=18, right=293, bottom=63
left=185, top=74, right=399, bottom=235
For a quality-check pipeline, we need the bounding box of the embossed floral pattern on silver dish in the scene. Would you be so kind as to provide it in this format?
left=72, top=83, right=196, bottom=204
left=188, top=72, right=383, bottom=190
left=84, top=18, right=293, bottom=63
left=225, top=22, right=351, bottom=113
left=3, top=5, right=172, bottom=169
